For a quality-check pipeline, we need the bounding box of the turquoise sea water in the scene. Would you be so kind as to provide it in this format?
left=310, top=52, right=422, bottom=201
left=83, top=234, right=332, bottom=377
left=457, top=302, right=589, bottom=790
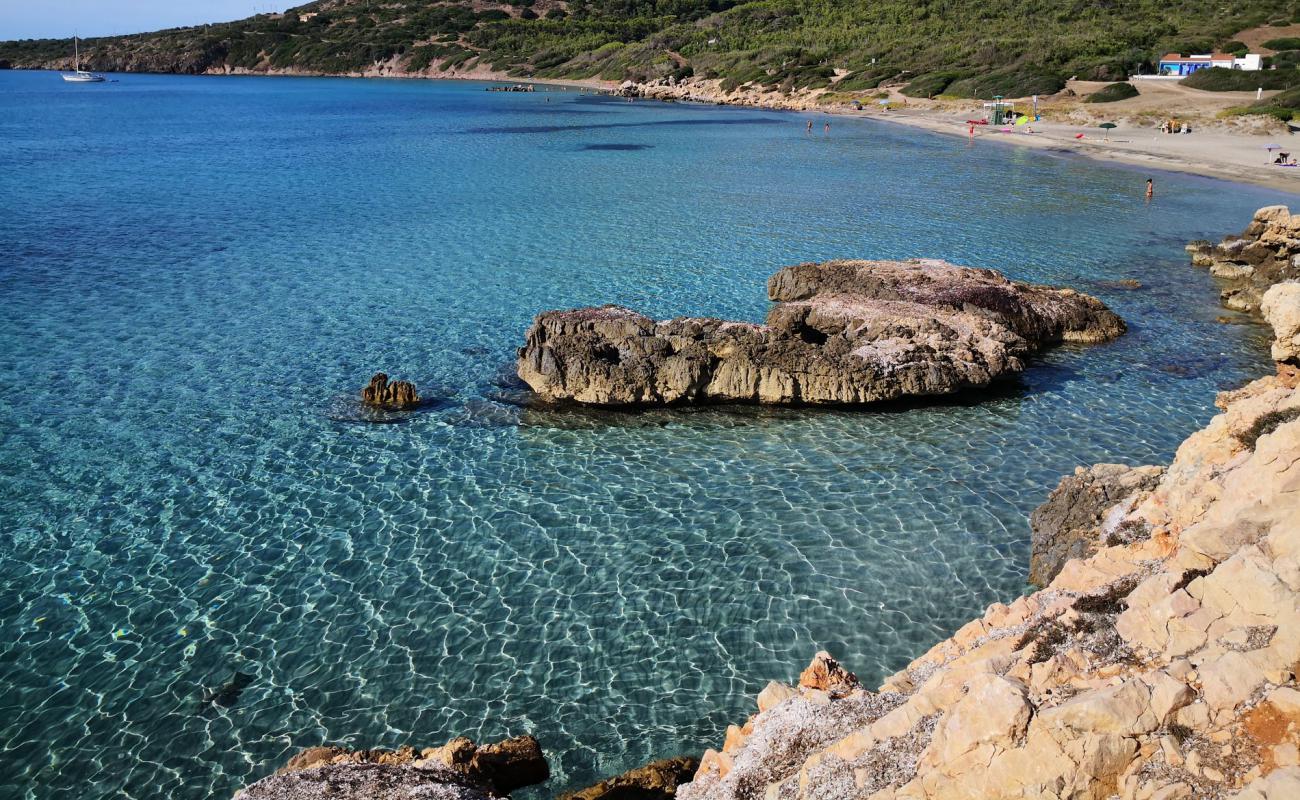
left=0, top=70, right=1295, bottom=798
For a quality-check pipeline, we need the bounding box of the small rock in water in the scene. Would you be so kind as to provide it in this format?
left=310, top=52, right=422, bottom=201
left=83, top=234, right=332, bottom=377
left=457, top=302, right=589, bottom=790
left=361, top=372, right=420, bottom=409
left=560, top=755, right=700, bottom=800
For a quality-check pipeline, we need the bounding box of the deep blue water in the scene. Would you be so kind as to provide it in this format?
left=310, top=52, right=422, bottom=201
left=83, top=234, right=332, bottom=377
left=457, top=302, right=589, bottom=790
left=0, top=70, right=1294, bottom=799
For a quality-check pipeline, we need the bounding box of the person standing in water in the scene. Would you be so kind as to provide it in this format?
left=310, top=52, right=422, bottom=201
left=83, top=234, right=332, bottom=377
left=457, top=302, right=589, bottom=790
left=1146, top=178, right=1154, bottom=199
left=824, top=122, right=830, bottom=134
left=806, top=120, right=813, bottom=134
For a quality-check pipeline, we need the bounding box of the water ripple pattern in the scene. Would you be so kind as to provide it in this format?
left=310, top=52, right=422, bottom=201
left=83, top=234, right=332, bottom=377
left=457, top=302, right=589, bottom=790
left=0, top=72, right=1293, bottom=799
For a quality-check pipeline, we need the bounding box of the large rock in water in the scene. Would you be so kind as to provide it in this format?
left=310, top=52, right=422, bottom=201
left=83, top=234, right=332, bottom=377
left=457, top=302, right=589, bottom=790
left=517, top=259, right=1124, bottom=406
left=235, top=736, right=548, bottom=800
left=1028, top=463, right=1165, bottom=586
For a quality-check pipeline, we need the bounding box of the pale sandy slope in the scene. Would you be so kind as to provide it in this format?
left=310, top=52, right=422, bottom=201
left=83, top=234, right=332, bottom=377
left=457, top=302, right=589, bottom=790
left=865, top=80, right=1300, bottom=191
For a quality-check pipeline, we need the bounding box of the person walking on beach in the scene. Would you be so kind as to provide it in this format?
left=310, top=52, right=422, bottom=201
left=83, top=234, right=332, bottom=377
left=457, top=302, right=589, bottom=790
left=1146, top=178, right=1154, bottom=199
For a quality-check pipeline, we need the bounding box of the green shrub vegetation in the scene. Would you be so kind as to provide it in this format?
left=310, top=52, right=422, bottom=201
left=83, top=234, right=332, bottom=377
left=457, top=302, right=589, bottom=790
left=1084, top=82, right=1139, bottom=103
left=902, top=71, right=966, bottom=98
left=1237, top=85, right=1300, bottom=121
left=1, top=0, right=1297, bottom=98
left=1263, top=37, right=1300, bottom=50
left=1182, top=66, right=1300, bottom=91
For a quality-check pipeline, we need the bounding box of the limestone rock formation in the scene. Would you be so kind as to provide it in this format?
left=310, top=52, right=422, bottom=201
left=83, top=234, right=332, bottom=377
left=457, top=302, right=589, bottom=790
left=518, top=259, right=1125, bottom=406
left=235, top=736, right=548, bottom=800
left=1261, top=282, right=1300, bottom=365
left=1187, top=206, right=1300, bottom=314
left=1028, top=463, right=1166, bottom=586
left=362, top=372, right=421, bottom=409
left=560, top=756, right=701, bottom=800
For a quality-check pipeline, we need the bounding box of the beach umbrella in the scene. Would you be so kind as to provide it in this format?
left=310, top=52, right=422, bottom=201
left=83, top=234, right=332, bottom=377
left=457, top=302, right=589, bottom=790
left=878, top=99, right=890, bottom=105
left=1015, top=115, right=1029, bottom=125
left=1099, top=122, right=1118, bottom=130
left=1266, top=143, right=1283, bottom=151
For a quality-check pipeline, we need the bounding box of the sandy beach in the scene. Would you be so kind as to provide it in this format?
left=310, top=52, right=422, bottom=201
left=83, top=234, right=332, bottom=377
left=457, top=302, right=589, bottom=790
left=622, top=76, right=1300, bottom=192
left=864, top=103, right=1300, bottom=191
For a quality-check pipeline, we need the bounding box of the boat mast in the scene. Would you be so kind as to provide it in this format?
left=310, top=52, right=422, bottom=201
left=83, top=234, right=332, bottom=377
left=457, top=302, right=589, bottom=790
left=74, top=36, right=79, bottom=71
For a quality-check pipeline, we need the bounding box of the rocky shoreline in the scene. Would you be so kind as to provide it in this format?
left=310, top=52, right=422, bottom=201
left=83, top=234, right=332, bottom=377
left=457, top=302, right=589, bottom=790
left=239, top=210, right=1299, bottom=800
left=675, top=217, right=1300, bottom=799
left=517, top=259, right=1123, bottom=407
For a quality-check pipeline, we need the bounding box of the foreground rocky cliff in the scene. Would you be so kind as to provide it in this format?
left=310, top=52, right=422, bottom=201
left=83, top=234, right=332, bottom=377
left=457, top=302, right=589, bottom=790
left=674, top=282, right=1300, bottom=799
left=518, top=259, right=1123, bottom=406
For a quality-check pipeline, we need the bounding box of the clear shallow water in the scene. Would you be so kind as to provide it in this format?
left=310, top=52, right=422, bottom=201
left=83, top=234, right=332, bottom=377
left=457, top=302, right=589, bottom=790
left=0, top=70, right=1294, bottom=798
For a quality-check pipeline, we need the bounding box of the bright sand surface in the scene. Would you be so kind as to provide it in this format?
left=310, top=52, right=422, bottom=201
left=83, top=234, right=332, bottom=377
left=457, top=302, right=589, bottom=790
left=854, top=79, right=1300, bottom=191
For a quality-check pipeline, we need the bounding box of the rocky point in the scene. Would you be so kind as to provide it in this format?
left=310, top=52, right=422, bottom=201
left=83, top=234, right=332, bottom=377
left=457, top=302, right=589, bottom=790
left=1187, top=205, right=1300, bottom=315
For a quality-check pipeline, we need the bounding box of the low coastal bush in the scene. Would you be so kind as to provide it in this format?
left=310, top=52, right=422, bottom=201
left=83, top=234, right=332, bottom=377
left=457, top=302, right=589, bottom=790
left=945, top=65, right=1066, bottom=99
left=1221, top=40, right=1249, bottom=56
left=1271, top=50, right=1300, bottom=68
left=1244, top=85, right=1300, bottom=120
left=1183, top=66, right=1300, bottom=91
left=1263, top=37, right=1300, bottom=50
left=1084, top=82, right=1139, bottom=103
left=833, top=66, right=899, bottom=91
left=901, top=71, right=965, bottom=98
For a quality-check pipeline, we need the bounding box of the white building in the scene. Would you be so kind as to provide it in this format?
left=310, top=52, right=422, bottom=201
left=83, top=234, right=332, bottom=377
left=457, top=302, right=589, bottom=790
left=1157, top=52, right=1262, bottom=76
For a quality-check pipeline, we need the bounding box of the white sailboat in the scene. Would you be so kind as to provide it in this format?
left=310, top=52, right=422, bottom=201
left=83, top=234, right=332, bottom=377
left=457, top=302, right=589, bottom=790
left=62, top=36, right=105, bottom=83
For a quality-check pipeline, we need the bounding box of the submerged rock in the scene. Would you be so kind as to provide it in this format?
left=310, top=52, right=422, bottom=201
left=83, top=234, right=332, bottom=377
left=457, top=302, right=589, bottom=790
left=236, top=735, right=548, bottom=800
left=1029, top=462, right=1166, bottom=586
left=1188, top=206, right=1300, bottom=314
left=517, top=259, right=1124, bottom=406
left=560, top=756, right=700, bottom=800
left=361, top=372, right=421, bottom=409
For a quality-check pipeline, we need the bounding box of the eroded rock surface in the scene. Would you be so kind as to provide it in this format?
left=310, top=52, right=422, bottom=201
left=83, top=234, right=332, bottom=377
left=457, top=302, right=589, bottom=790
left=678, top=351, right=1300, bottom=798
left=235, top=736, right=547, bottom=800
left=362, top=372, right=421, bottom=409
left=517, top=259, right=1124, bottom=406
left=1029, top=463, right=1166, bottom=587
left=1187, top=206, right=1300, bottom=314
left=560, top=756, right=701, bottom=800
left=1261, top=282, right=1300, bottom=365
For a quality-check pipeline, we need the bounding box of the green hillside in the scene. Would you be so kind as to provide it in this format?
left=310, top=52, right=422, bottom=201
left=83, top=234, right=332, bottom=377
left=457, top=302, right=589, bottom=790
left=2, top=0, right=1297, bottom=99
